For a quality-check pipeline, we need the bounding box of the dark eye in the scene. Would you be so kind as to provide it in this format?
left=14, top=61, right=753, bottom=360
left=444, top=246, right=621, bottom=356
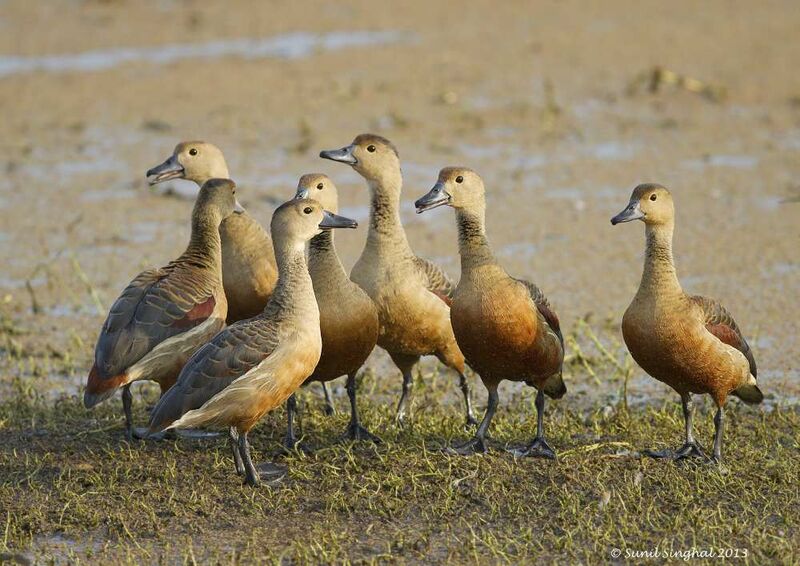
left=303, top=207, right=313, bottom=214
left=367, top=145, right=376, bottom=153
left=650, top=194, right=657, bottom=201
left=317, top=183, right=324, bottom=190
left=455, top=175, right=464, bottom=183
left=189, top=148, right=198, bottom=156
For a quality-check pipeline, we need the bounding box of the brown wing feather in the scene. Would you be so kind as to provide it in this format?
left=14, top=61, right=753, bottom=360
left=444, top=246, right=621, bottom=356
left=148, top=316, right=281, bottom=431
left=413, top=257, right=455, bottom=306
left=92, top=265, right=219, bottom=381
left=692, top=295, right=757, bottom=378
left=516, top=278, right=563, bottom=346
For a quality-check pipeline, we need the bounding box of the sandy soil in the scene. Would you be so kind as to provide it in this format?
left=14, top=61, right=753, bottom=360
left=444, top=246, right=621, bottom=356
left=0, top=1, right=798, bottom=409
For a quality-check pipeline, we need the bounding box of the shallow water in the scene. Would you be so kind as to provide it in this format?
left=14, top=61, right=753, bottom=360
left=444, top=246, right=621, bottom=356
left=0, top=30, right=410, bottom=77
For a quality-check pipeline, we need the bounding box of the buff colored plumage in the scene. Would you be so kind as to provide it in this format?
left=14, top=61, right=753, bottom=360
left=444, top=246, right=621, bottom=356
left=320, top=134, right=476, bottom=425
left=415, top=168, right=565, bottom=457
left=612, top=184, right=763, bottom=463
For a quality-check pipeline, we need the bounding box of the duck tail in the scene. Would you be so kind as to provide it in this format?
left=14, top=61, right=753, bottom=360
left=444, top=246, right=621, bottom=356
left=732, top=375, right=764, bottom=405
left=83, top=364, right=128, bottom=408
left=541, top=372, right=567, bottom=400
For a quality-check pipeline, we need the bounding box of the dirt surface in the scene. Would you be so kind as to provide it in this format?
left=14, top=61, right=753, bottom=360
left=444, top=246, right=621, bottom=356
left=0, top=0, right=798, bottom=563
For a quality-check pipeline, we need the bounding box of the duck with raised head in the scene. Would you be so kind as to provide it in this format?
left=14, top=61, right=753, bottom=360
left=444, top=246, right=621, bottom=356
left=611, top=184, right=763, bottom=463
left=282, top=174, right=380, bottom=449
left=320, top=134, right=477, bottom=426
left=147, top=143, right=337, bottom=414
left=84, top=179, right=243, bottom=440
left=148, top=199, right=358, bottom=486
left=415, top=168, right=566, bottom=457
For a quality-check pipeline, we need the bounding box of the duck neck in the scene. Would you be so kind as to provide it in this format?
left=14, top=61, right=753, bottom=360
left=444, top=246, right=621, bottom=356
left=308, top=230, right=348, bottom=282
left=638, top=222, right=682, bottom=297
left=180, top=208, right=223, bottom=273
left=364, top=171, right=412, bottom=257
left=190, top=163, right=230, bottom=187
left=456, top=205, right=495, bottom=275
left=269, top=238, right=317, bottom=317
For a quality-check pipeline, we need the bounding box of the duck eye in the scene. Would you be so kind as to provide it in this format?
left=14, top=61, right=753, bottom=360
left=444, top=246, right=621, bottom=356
left=189, top=148, right=198, bottom=156
left=303, top=207, right=313, bottom=214
left=455, top=175, right=464, bottom=183
left=367, top=145, right=376, bottom=153
left=317, top=183, right=324, bottom=190
left=650, top=194, right=657, bottom=201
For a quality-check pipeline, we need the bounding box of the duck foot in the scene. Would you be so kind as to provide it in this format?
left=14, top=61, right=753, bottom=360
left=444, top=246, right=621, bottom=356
left=338, top=422, right=382, bottom=444
left=444, top=437, right=488, bottom=456
left=130, top=427, right=176, bottom=441
left=510, top=437, right=557, bottom=459
left=643, top=441, right=708, bottom=461
left=279, top=437, right=313, bottom=456
left=256, top=462, right=287, bottom=483
left=465, top=413, right=479, bottom=428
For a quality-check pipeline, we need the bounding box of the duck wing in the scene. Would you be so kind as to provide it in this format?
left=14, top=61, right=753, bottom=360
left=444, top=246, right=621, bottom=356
left=516, top=278, right=563, bottom=347
left=93, top=265, right=219, bottom=380
left=148, top=316, right=281, bottom=431
left=691, top=295, right=757, bottom=378
left=413, top=256, right=455, bottom=306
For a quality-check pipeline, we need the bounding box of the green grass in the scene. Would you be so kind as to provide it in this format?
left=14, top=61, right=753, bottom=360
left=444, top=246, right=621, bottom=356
left=1, top=374, right=798, bottom=564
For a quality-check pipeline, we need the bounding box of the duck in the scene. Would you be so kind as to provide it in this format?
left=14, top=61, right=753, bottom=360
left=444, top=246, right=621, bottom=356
left=146, top=142, right=278, bottom=324
left=147, top=143, right=336, bottom=414
left=282, top=174, right=380, bottom=448
left=320, top=134, right=477, bottom=426
left=84, top=178, right=243, bottom=441
left=415, top=168, right=566, bottom=457
left=611, top=184, right=763, bottom=462
left=148, top=199, right=358, bottom=486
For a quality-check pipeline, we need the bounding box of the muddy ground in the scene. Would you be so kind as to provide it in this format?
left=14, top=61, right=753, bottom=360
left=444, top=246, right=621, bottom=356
left=0, top=0, right=798, bottom=563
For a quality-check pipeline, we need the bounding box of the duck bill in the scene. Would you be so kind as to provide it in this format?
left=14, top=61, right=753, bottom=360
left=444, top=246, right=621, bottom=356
left=233, top=199, right=246, bottom=215
left=146, top=155, right=184, bottom=185
left=611, top=201, right=644, bottom=225
left=319, top=210, right=357, bottom=230
left=414, top=182, right=450, bottom=213
left=319, top=145, right=357, bottom=165
left=294, top=187, right=310, bottom=200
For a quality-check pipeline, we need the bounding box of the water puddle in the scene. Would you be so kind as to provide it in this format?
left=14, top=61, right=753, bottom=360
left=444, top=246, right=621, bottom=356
left=0, top=30, right=409, bottom=77
left=683, top=154, right=759, bottom=171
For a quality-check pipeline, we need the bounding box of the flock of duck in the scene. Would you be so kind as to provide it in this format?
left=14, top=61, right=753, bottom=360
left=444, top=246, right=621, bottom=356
left=82, top=133, right=763, bottom=486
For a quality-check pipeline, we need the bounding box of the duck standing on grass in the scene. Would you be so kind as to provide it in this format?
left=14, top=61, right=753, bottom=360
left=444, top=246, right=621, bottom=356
left=84, top=179, right=243, bottom=441
left=320, top=134, right=477, bottom=426
left=415, top=168, right=566, bottom=457
left=147, top=142, right=336, bottom=414
left=148, top=200, right=357, bottom=487
left=281, top=174, right=380, bottom=450
left=611, top=184, right=763, bottom=463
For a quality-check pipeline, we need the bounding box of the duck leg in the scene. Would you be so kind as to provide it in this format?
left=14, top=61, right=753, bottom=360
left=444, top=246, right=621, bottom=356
left=321, top=382, right=336, bottom=416
left=513, top=389, right=556, bottom=459
left=446, top=385, right=498, bottom=455
left=122, top=385, right=136, bottom=442
left=238, top=431, right=286, bottom=487
left=712, top=405, right=724, bottom=463
left=390, top=353, right=420, bottom=426
left=339, top=373, right=381, bottom=443
left=282, top=394, right=311, bottom=454
left=644, top=393, right=707, bottom=460
left=458, top=371, right=479, bottom=427
left=229, top=427, right=244, bottom=475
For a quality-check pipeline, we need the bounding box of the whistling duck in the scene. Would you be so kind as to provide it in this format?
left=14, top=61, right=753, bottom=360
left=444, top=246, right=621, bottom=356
left=611, top=184, right=763, bottom=463
left=146, top=142, right=278, bottom=324
left=320, top=134, right=477, bottom=426
left=148, top=200, right=357, bottom=486
left=282, top=174, right=380, bottom=448
left=84, top=179, right=243, bottom=441
left=415, top=168, right=566, bottom=457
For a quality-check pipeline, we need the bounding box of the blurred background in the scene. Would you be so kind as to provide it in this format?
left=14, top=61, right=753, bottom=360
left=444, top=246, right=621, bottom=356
left=0, top=0, right=798, bottom=406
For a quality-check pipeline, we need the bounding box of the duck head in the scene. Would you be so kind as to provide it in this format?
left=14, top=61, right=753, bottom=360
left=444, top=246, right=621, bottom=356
left=416, top=167, right=485, bottom=213
left=195, top=178, right=245, bottom=220
left=611, top=184, right=674, bottom=226
left=294, top=173, right=339, bottom=214
left=319, top=133, right=400, bottom=186
left=271, top=199, right=356, bottom=248
left=147, top=141, right=229, bottom=187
